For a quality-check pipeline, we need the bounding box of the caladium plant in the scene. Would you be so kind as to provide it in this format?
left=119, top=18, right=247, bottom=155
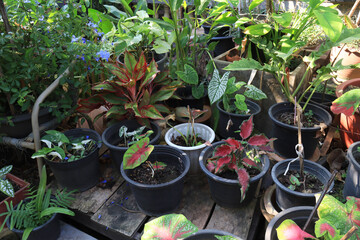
left=206, top=115, right=273, bottom=201
left=77, top=50, right=178, bottom=126
left=276, top=195, right=360, bottom=240
left=0, top=165, right=14, bottom=198
left=331, top=89, right=360, bottom=116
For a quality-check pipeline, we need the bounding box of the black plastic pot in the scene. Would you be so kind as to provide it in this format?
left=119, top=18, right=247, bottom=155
left=45, top=128, right=102, bottom=192
left=0, top=108, right=54, bottom=138
left=120, top=145, right=190, bottom=216
left=265, top=206, right=317, bottom=240
left=202, top=25, right=235, bottom=57
left=216, top=99, right=261, bottom=140
left=268, top=102, right=332, bottom=158
left=102, top=120, right=161, bottom=172
left=185, top=229, right=242, bottom=240
left=199, top=141, right=270, bottom=208
left=304, top=92, right=336, bottom=112
left=165, top=85, right=208, bottom=109
left=343, top=141, right=360, bottom=198
left=7, top=213, right=60, bottom=240
left=271, top=159, right=333, bottom=210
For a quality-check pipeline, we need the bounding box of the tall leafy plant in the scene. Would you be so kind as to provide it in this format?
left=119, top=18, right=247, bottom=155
left=77, top=50, right=177, bottom=126
left=0, top=165, right=74, bottom=240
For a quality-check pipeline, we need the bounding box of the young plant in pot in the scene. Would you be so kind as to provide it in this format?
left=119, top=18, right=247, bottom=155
left=77, top=50, right=176, bottom=171
left=0, top=165, right=75, bottom=240
left=120, top=135, right=190, bottom=216
left=199, top=116, right=272, bottom=208
left=269, top=195, right=360, bottom=240
left=208, top=69, right=266, bottom=138
left=224, top=0, right=360, bottom=159
left=0, top=165, right=29, bottom=226
left=31, top=129, right=102, bottom=191
left=142, top=213, right=241, bottom=240
left=165, top=106, right=216, bottom=175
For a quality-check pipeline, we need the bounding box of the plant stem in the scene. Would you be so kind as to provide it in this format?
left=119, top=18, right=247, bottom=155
left=340, top=226, right=358, bottom=240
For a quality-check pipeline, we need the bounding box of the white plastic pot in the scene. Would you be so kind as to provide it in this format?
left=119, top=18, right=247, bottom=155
left=165, top=123, right=215, bottom=175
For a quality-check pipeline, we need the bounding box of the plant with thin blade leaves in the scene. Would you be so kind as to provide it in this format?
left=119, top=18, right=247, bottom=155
left=77, top=50, right=177, bottom=126
left=206, top=115, right=273, bottom=201
left=208, top=69, right=267, bottom=114
left=31, top=130, right=97, bottom=162
left=276, top=194, right=360, bottom=240
left=0, top=165, right=75, bottom=240
left=0, top=165, right=15, bottom=198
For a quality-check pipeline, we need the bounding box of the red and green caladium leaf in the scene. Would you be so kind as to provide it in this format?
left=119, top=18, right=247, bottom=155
left=123, top=137, right=154, bottom=170
left=315, top=219, right=342, bottom=240
left=331, top=89, right=360, bottom=116
left=239, top=115, right=253, bottom=140
left=236, top=167, right=250, bottom=202
left=315, top=195, right=360, bottom=240
left=276, top=219, right=315, bottom=240
left=142, top=214, right=198, bottom=240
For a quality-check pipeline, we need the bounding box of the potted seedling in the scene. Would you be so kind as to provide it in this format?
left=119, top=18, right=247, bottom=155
left=31, top=129, right=102, bottom=191
left=0, top=165, right=74, bottom=240
left=0, top=165, right=29, bottom=227
left=208, top=69, right=266, bottom=138
left=142, top=214, right=242, bottom=240
left=120, top=135, right=190, bottom=216
left=199, top=116, right=271, bottom=208
left=165, top=106, right=215, bottom=175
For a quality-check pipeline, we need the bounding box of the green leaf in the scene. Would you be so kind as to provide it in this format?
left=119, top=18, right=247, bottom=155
left=249, top=0, right=265, bottom=11
left=123, top=137, right=154, bottom=169
left=314, top=9, right=343, bottom=42
left=43, top=130, right=70, bottom=144
left=170, top=0, right=183, bottom=13
left=234, top=94, right=247, bottom=113
left=244, top=23, right=272, bottom=36
left=195, top=0, right=211, bottom=15
left=208, top=69, right=230, bottom=104
left=140, top=105, right=164, bottom=119
left=192, top=83, right=205, bottom=99
left=0, top=179, right=14, bottom=197
left=272, top=12, right=292, bottom=27
left=31, top=148, right=54, bottom=159
left=224, top=58, right=265, bottom=71
left=289, top=174, right=301, bottom=186
left=244, top=85, right=267, bottom=100
left=176, top=64, right=199, bottom=85
left=0, top=165, right=12, bottom=176
left=40, top=207, right=75, bottom=218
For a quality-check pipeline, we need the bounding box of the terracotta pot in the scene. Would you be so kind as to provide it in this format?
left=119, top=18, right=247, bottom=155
left=330, top=45, right=360, bottom=83
left=0, top=174, right=29, bottom=227
left=335, top=78, right=360, bottom=148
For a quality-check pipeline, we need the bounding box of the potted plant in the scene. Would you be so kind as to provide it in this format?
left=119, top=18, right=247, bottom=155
left=31, top=129, right=102, bottom=191
left=0, top=0, right=108, bottom=138
left=208, top=69, right=266, bottom=138
left=0, top=165, right=29, bottom=227
left=224, top=0, right=360, bottom=158
left=342, top=141, right=360, bottom=199
left=141, top=213, right=242, bottom=240
left=199, top=116, right=271, bottom=208
left=271, top=159, right=333, bottom=210
left=77, top=51, right=175, bottom=170
left=266, top=195, right=360, bottom=240
left=165, top=107, right=215, bottom=175
left=120, top=134, right=190, bottom=216
left=331, top=78, right=360, bottom=148
left=0, top=165, right=75, bottom=240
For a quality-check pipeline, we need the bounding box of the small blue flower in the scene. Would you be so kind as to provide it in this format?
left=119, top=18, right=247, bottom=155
left=101, top=179, right=107, bottom=183
left=98, top=214, right=102, bottom=219
left=95, top=57, right=100, bottom=62
left=100, top=87, right=104, bottom=90
left=71, top=35, right=79, bottom=43
left=24, top=0, right=30, bottom=3
left=88, top=66, right=91, bottom=70
left=47, top=30, right=50, bottom=33
left=65, top=157, right=69, bottom=160
left=76, top=55, right=80, bottom=58
left=82, top=38, right=86, bottom=44
left=66, top=14, right=70, bottom=18
left=86, top=135, right=89, bottom=139
left=94, top=29, right=98, bottom=34
left=35, top=0, right=39, bottom=4
left=39, top=15, right=44, bottom=21
left=106, top=227, right=109, bottom=230
left=96, top=50, right=110, bottom=62
left=99, top=19, right=102, bottom=23
left=87, top=21, right=98, bottom=28
left=98, top=32, right=104, bottom=37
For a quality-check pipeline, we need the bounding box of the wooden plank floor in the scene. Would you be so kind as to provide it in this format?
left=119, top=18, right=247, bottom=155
left=55, top=162, right=261, bottom=240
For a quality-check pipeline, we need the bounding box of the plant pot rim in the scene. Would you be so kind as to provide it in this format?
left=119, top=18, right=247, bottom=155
left=271, top=159, right=333, bottom=197
left=102, top=120, right=160, bottom=151
left=335, top=78, right=360, bottom=98
left=347, top=141, right=360, bottom=168
left=0, top=107, right=52, bottom=124
left=268, top=101, right=332, bottom=131
left=165, top=123, right=215, bottom=150
left=216, top=99, right=261, bottom=117
left=43, top=128, right=102, bottom=166
left=120, top=145, right=190, bottom=189
left=199, top=141, right=270, bottom=185
left=184, top=229, right=242, bottom=239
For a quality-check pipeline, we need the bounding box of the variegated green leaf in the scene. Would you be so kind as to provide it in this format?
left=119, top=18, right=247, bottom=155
left=0, top=165, right=12, bottom=177
left=244, top=85, right=267, bottom=100
left=0, top=179, right=14, bottom=197
left=208, top=69, right=230, bottom=105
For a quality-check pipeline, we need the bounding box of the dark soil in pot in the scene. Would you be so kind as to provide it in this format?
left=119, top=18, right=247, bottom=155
left=275, top=110, right=321, bottom=127
left=217, top=168, right=260, bottom=180
left=171, top=135, right=206, bottom=147
left=128, top=163, right=181, bottom=184
left=277, top=169, right=324, bottom=193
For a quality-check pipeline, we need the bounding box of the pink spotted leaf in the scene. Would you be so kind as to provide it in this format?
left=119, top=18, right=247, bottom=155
left=123, top=137, right=154, bottom=169
left=239, top=115, right=253, bottom=140
left=277, top=219, right=315, bottom=240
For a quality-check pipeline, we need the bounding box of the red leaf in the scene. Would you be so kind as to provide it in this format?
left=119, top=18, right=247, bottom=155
left=248, top=134, right=270, bottom=146
left=228, top=155, right=237, bottom=170
left=214, top=144, right=232, bottom=157
left=319, top=222, right=336, bottom=237
left=240, top=115, right=253, bottom=140
left=277, top=219, right=315, bottom=240
left=243, top=158, right=258, bottom=168
left=259, top=145, right=274, bottom=152
left=224, top=138, right=243, bottom=151
left=215, top=156, right=231, bottom=173
left=140, top=105, right=164, bottom=119
left=123, top=137, right=154, bottom=169
left=236, top=167, right=250, bottom=201
left=206, top=161, right=215, bottom=172
left=330, top=103, right=355, bottom=116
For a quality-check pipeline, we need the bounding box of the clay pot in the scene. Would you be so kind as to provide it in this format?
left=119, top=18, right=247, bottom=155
left=330, top=45, right=360, bottom=83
